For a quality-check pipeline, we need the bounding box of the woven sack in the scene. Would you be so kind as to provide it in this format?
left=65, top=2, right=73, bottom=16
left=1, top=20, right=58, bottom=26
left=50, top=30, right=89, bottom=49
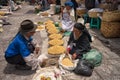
left=99, top=3, right=110, bottom=10
left=99, top=3, right=118, bottom=11
left=76, top=8, right=86, bottom=16
left=76, top=0, right=85, bottom=4
left=102, top=11, right=120, bottom=22
left=88, top=12, right=102, bottom=18
left=100, top=21, right=120, bottom=38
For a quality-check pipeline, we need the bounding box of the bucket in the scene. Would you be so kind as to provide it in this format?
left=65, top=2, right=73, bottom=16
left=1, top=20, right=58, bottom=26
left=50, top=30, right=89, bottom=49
left=50, top=4, right=56, bottom=14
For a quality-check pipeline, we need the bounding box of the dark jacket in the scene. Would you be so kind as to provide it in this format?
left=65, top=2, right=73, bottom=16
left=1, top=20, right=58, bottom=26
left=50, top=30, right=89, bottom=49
left=68, top=31, right=91, bottom=59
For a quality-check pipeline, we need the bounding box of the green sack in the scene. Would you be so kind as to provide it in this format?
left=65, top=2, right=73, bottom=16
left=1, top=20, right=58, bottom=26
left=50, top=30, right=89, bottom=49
left=64, top=31, right=71, bottom=36
left=82, top=49, right=102, bottom=67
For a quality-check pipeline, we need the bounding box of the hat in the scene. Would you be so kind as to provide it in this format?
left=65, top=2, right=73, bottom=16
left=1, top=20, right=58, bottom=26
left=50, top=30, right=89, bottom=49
left=74, top=23, right=85, bottom=31
left=20, top=20, right=37, bottom=33
left=65, top=1, right=74, bottom=8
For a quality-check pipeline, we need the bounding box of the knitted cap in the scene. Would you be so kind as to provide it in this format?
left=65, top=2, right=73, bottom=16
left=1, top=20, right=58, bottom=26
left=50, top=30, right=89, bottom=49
left=65, top=1, right=74, bottom=8
left=20, top=20, right=37, bottom=33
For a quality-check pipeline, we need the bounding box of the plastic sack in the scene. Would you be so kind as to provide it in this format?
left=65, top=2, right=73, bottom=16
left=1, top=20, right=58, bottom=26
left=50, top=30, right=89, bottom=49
left=74, top=60, right=93, bottom=76
left=58, top=54, right=78, bottom=71
left=38, top=54, right=48, bottom=63
left=89, top=8, right=104, bottom=12
left=82, top=49, right=102, bottom=67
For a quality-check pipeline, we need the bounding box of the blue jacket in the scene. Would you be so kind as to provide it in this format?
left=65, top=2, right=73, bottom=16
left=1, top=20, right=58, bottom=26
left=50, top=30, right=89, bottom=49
left=5, top=33, right=33, bottom=58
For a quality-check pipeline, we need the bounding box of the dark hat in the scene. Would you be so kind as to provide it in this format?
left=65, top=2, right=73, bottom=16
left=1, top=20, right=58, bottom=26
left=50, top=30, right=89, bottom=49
left=20, top=20, right=37, bottom=33
left=74, top=23, right=85, bottom=31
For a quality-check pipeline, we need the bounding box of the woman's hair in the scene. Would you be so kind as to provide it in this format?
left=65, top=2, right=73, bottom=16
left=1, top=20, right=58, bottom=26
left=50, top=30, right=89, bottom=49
left=74, top=23, right=92, bottom=42
left=74, top=23, right=85, bottom=31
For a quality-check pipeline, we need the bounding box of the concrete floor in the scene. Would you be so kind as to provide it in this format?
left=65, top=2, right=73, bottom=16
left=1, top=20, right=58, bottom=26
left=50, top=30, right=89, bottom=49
left=0, top=3, right=120, bottom=80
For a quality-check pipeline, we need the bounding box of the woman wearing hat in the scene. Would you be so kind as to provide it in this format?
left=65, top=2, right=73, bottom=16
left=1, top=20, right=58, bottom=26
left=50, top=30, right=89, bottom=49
left=5, top=20, right=42, bottom=70
left=67, top=23, right=92, bottom=60
left=61, top=1, right=75, bottom=31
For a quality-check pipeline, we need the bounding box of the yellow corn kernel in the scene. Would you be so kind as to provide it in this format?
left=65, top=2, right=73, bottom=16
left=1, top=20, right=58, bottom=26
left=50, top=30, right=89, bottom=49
left=48, top=39, right=63, bottom=46
left=61, top=58, right=74, bottom=67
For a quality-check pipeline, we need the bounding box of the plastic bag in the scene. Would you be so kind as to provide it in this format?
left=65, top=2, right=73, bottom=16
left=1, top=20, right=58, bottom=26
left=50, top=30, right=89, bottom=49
left=38, top=54, right=48, bottom=63
left=82, top=49, right=102, bottom=67
left=74, top=60, right=93, bottom=76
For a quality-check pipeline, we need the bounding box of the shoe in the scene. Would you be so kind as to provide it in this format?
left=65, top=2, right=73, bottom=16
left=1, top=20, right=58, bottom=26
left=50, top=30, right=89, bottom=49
left=15, top=64, right=32, bottom=70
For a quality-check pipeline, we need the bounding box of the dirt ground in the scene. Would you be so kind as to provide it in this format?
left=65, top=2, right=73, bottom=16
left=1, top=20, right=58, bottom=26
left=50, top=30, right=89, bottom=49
left=0, top=2, right=120, bottom=80
left=91, top=29, right=120, bottom=55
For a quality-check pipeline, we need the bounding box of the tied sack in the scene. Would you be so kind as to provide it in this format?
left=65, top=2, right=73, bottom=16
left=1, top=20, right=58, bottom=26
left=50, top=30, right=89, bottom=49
left=74, top=60, right=94, bottom=76
left=82, top=49, right=102, bottom=67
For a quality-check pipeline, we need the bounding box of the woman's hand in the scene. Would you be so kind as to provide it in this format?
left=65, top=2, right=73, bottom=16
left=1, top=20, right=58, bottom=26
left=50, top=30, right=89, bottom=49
left=65, top=50, right=69, bottom=55
left=35, top=47, right=40, bottom=54
left=72, top=53, right=77, bottom=60
left=35, top=44, right=40, bottom=54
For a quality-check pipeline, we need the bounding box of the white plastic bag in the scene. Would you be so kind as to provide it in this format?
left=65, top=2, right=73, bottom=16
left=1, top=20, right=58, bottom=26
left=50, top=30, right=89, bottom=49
left=58, top=54, right=78, bottom=71
left=24, top=54, right=48, bottom=70
left=38, top=54, right=48, bottom=63
left=77, top=18, right=85, bottom=25
left=24, top=54, right=40, bottom=70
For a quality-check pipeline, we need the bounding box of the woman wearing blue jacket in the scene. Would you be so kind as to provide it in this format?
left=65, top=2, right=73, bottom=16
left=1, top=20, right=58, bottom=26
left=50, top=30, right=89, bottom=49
left=5, top=20, right=41, bottom=70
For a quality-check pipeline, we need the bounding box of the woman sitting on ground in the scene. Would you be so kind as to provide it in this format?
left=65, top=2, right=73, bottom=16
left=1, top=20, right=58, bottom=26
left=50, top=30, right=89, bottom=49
left=67, top=23, right=92, bottom=60
left=61, top=1, right=75, bottom=32
left=5, top=20, right=43, bottom=70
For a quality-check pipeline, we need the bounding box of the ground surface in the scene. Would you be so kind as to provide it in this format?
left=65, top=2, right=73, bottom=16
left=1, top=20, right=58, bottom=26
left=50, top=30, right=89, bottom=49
left=0, top=2, right=120, bottom=80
